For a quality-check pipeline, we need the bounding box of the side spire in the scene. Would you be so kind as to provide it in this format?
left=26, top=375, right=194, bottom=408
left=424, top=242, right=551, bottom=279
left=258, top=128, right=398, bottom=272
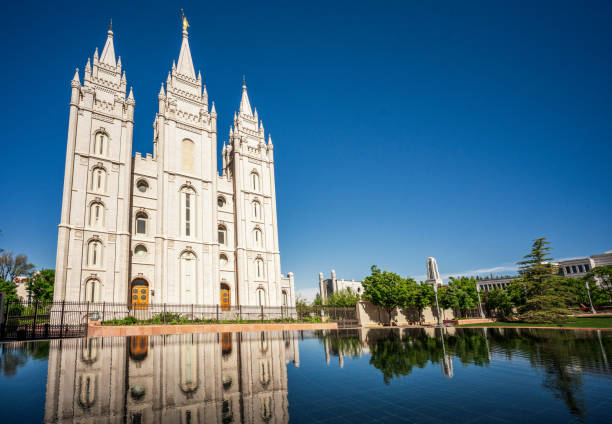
left=176, top=11, right=196, bottom=78
left=239, top=76, right=253, bottom=116
left=99, top=22, right=116, bottom=66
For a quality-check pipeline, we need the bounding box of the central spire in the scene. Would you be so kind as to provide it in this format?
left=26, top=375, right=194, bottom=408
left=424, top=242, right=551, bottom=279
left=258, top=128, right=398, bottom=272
left=239, top=76, right=253, bottom=116
left=99, top=20, right=116, bottom=66
left=176, top=11, right=196, bottom=78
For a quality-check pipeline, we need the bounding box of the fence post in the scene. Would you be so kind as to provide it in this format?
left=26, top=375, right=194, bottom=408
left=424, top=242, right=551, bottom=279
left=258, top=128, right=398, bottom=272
left=239, top=305, right=242, bottom=321
left=102, top=302, right=106, bottom=322
left=59, top=300, right=65, bottom=337
left=261, top=305, right=264, bottom=323
left=32, top=299, right=39, bottom=339
left=163, top=303, right=166, bottom=324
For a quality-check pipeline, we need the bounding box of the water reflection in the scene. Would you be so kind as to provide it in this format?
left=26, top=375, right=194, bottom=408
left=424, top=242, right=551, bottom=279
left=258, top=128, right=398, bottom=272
left=38, top=328, right=611, bottom=423
left=44, top=332, right=300, bottom=423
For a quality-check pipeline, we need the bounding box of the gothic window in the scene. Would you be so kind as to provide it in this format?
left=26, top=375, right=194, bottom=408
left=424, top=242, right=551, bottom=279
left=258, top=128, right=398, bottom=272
left=94, top=132, right=107, bottom=156
left=85, top=279, right=100, bottom=302
left=134, top=244, right=147, bottom=257
left=251, top=171, right=260, bottom=191
left=256, top=258, right=264, bottom=279
left=135, top=212, right=148, bottom=235
left=218, top=196, right=226, bottom=208
left=259, top=360, right=271, bottom=387
left=182, top=139, right=195, bottom=173
left=78, top=374, right=98, bottom=409
left=257, top=287, right=265, bottom=306
left=252, top=201, right=261, bottom=219
left=218, top=225, right=227, bottom=246
left=253, top=228, right=263, bottom=248
left=88, top=240, right=102, bottom=267
left=89, top=202, right=104, bottom=227
left=181, top=188, right=196, bottom=237
left=136, top=179, right=148, bottom=193
left=282, top=290, right=288, bottom=307
left=180, top=251, right=196, bottom=303
left=91, top=167, right=107, bottom=193
left=260, top=395, right=272, bottom=421
left=220, top=254, right=228, bottom=266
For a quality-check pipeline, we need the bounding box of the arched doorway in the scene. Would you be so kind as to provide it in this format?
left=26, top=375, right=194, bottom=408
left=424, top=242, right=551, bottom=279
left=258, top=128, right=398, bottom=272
left=129, top=336, right=148, bottom=361
left=220, top=284, right=230, bottom=311
left=131, top=278, right=149, bottom=310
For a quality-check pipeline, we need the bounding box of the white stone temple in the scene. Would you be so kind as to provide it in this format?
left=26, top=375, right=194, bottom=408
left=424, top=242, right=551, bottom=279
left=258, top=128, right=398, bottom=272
left=318, top=270, right=364, bottom=302
left=53, top=17, right=295, bottom=308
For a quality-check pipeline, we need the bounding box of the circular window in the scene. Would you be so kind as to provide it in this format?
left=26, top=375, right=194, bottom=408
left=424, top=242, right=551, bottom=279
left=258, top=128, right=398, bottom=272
left=217, top=196, right=226, bottom=208
left=134, top=244, right=147, bottom=257
left=220, top=254, right=228, bottom=266
left=137, top=180, right=148, bottom=193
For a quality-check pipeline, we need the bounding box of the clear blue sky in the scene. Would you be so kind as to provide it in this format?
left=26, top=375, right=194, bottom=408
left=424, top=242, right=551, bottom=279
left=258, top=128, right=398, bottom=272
left=1, top=1, right=611, bottom=299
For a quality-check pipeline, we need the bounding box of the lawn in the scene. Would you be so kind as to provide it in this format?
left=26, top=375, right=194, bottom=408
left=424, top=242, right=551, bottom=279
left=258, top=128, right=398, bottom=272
left=456, top=315, right=612, bottom=329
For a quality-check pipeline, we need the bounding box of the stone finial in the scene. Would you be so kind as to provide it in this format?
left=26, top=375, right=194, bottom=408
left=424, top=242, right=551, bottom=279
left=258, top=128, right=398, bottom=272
left=71, top=68, right=80, bottom=85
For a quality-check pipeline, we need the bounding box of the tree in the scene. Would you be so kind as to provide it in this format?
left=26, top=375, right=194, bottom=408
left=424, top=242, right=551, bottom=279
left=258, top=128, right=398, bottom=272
left=483, top=288, right=514, bottom=317
left=0, top=279, right=20, bottom=305
left=516, top=238, right=572, bottom=323
left=410, top=282, right=435, bottom=320
left=586, top=266, right=612, bottom=293
left=0, top=252, right=35, bottom=282
left=439, top=277, right=479, bottom=318
left=324, top=288, right=361, bottom=307
left=27, top=269, right=55, bottom=302
left=362, top=265, right=411, bottom=326
left=295, top=294, right=309, bottom=308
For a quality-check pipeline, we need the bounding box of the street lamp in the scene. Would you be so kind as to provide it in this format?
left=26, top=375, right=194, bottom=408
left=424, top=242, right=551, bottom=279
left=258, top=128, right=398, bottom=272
left=585, top=280, right=596, bottom=314
left=476, top=284, right=485, bottom=319
left=433, top=283, right=442, bottom=326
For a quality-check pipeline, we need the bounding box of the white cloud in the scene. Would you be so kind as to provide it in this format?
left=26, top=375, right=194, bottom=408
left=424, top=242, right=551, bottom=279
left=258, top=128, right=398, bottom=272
left=411, top=264, right=518, bottom=283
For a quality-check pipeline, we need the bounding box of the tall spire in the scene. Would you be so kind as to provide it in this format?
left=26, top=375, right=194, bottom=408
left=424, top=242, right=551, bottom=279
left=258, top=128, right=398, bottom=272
left=176, top=11, right=196, bottom=78
left=99, top=21, right=116, bottom=66
left=239, top=76, right=253, bottom=116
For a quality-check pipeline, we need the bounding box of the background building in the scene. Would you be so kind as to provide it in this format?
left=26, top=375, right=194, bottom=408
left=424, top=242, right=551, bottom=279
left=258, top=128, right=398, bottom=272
left=53, top=20, right=294, bottom=308
left=318, top=270, right=363, bottom=302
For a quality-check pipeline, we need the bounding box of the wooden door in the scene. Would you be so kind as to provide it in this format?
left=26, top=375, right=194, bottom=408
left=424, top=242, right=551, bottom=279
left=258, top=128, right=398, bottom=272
left=220, top=285, right=230, bottom=311
left=132, top=283, right=149, bottom=310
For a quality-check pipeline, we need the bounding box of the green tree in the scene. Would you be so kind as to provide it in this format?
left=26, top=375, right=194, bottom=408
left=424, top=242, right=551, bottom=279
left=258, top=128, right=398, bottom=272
left=0, top=279, right=20, bottom=304
left=439, top=277, right=479, bottom=318
left=410, top=282, right=435, bottom=320
left=516, top=238, right=572, bottom=323
left=362, top=265, right=411, bottom=326
left=27, top=269, right=55, bottom=302
left=483, top=288, right=514, bottom=317
left=586, top=266, right=612, bottom=294
left=325, top=288, right=361, bottom=307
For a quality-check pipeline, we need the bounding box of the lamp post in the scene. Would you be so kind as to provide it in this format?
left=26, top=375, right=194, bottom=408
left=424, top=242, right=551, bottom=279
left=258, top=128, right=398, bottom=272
left=476, top=284, right=485, bottom=319
left=433, top=283, right=442, bottom=326
left=585, top=280, right=596, bottom=314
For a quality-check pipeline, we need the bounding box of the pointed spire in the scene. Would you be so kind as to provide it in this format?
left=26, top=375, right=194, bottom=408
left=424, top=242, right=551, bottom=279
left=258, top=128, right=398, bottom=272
left=128, top=86, right=134, bottom=101
left=100, top=25, right=116, bottom=66
left=176, top=15, right=196, bottom=78
left=121, top=71, right=126, bottom=83
left=72, top=68, right=80, bottom=85
left=93, top=47, right=99, bottom=62
left=167, top=72, right=171, bottom=84
left=211, top=101, right=216, bottom=115
left=117, top=56, right=122, bottom=69
left=229, top=126, right=233, bottom=136
left=239, top=77, right=253, bottom=116
left=197, top=70, right=202, bottom=80
left=85, top=58, right=91, bottom=73
left=159, top=83, right=165, bottom=96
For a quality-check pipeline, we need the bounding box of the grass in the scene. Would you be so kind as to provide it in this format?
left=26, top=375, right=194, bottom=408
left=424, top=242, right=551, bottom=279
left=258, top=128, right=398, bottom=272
left=101, top=313, right=323, bottom=326
left=455, top=315, right=612, bottom=329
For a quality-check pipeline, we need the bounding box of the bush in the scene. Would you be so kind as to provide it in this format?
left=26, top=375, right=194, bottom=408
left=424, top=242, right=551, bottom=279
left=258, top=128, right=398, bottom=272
left=519, top=308, right=572, bottom=324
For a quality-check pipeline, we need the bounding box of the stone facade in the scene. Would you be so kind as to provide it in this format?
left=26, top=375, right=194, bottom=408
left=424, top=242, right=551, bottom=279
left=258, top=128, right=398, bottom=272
left=318, top=269, right=363, bottom=302
left=54, top=21, right=294, bottom=308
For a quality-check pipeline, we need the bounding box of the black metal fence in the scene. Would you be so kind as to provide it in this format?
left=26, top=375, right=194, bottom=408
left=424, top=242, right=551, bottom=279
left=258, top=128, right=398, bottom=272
left=0, top=299, right=359, bottom=340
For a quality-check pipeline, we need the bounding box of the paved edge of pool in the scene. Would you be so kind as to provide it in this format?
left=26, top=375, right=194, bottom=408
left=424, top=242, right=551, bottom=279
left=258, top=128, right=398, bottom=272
left=87, top=322, right=339, bottom=338
left=453, top=325, right=612, bottom=331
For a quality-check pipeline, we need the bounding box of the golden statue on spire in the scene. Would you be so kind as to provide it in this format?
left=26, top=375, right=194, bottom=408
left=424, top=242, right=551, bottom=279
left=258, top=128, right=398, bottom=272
left=181, top=9, right=189, bottom=31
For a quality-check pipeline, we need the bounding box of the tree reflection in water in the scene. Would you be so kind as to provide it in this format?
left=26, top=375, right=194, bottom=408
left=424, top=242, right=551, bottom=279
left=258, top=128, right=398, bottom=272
left=317, top=327, right=611, bottom=419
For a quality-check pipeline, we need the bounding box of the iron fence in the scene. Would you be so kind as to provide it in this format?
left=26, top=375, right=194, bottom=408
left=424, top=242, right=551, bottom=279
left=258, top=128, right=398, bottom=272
left=0, top=299, right=359, bottom=340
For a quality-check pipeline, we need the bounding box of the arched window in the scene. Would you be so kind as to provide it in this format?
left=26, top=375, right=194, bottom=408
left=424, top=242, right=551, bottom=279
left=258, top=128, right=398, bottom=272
left=136, top=179, right=148, bottom=193
left=89, top=202, right=104, bottom=227
left=134, top=244, right=147, bottom=257
left=78, top=374, right=97, bottom=409
left=219, top=254, right=228, bottom=266
left=91, top=167, right=106, bottom=193
left=282, top=290, right=288, bottom=307
left=218, top=225, right=227, bottom=246
left=181, top=188, right=195, bottom=237
left=253, top=228, right=263, bottom=248
left=257, top=287, right=265, bottom=306
left=85, top=279, right=100, bottom=302
left=256, top=258, right=264, bottom=279
left=260, top=395, right=272, bottom=421
left=251, top=171, right=259, bottom=191
left=94, top=132, right=107, bottom=156
left=252, top=201, right=261, bottom=219
left=217, top=196, right=226, bottom=208
left=135, top=212, right=148, bottom=235
left=182, top=139, right=195, bottom=173
left=88, top=240, right=102, bottom=267
left=180, top=251, right=196, bottom=304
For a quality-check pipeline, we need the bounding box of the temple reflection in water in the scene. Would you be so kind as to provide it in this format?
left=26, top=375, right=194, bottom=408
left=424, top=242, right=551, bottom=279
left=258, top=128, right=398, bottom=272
left=44, top=331, right=300, bottom=423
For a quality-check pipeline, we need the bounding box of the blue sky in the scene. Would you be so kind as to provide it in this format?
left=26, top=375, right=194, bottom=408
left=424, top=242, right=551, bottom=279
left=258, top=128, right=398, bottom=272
left=1, top=1, right=611, bottom=300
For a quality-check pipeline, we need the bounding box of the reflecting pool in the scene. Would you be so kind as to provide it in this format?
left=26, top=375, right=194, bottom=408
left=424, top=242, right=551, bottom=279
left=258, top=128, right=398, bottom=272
left=0, top=328, right=610, bottom=423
